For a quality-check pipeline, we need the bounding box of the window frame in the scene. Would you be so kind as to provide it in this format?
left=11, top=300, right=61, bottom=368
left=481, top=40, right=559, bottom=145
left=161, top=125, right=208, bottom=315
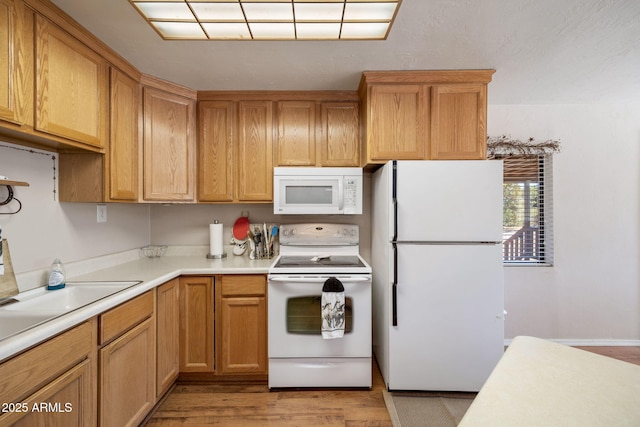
left=500, top=154, right=554, bottom=267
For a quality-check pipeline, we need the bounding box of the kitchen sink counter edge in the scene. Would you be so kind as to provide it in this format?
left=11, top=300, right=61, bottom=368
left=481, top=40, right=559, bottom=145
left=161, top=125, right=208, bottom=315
left=0, top=252, right=275, bottom=362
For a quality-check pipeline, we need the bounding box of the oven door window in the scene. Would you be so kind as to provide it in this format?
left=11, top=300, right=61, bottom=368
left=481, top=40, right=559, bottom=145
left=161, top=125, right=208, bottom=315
left=287, top=296, right=353, bottom=334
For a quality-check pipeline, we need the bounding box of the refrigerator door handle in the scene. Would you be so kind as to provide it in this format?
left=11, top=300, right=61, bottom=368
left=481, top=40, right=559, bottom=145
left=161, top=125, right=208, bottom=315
left=392, top=242, right=398, bottom=326
left=391, top=161, right=398, bottom=326
left=392, top=160, right=398, bottom=241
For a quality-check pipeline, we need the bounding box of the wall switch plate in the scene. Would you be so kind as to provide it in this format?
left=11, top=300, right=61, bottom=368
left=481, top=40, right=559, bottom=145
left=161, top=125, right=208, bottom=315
left=97, top=204, right=107, bottom=223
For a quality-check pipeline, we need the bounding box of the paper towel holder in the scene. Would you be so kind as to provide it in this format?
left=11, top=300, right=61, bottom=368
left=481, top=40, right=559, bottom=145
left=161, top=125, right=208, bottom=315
left=207, top=220, right=228, bottom=259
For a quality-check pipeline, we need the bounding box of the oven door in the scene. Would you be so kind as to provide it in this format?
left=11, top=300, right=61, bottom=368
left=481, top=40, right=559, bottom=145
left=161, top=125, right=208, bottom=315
left=268, top=275, right=371, bottom=358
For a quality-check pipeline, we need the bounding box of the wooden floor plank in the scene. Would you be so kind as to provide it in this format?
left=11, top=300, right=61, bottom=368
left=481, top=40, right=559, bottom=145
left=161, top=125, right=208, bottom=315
left=145, top=347, right=639, bottom=426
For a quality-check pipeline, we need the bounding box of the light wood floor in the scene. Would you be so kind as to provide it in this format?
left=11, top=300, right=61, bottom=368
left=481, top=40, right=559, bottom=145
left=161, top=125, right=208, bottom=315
left=144, top=347, right=640, bottom=426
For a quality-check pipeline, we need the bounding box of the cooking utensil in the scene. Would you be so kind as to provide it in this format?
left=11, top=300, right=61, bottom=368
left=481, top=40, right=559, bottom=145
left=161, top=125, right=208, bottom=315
left=248, top=229, right=256, bottom=259
left=232, top=216, right=250, bottom=240
left=232, top=240, right=248, bottom=256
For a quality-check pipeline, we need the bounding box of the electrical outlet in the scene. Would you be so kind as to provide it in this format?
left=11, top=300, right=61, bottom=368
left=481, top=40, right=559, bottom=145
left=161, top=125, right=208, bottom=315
left=97, top=204, right=107, bottom=223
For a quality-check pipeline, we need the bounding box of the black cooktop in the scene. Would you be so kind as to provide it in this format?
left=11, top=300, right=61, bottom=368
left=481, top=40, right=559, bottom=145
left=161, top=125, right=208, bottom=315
left=273, top=255, right=366, bottom=268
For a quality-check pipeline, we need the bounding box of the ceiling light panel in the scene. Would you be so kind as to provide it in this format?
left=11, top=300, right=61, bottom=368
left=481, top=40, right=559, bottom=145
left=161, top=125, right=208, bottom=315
left=129, top=1, right=402, bottom=40
left=190, top=3, right=245, bottom=21
left=242, top=3, right=293, bottom=21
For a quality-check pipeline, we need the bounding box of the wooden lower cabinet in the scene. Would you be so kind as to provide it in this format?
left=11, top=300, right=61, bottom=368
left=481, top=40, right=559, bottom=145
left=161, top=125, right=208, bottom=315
left=0, top=321, right=97, bottom=427
left=99, top=291, right=156, bottom=427
left=156, top=278, right=180, bottom=397
left=216, top=275, right=267, bottom=375
left=1, top=359, right=94, bottom=427
left=179, top=276, right=214, bottom=372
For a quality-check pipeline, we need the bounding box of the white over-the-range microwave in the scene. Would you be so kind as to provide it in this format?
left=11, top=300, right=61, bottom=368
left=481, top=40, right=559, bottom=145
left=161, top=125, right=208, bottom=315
left=273, top=167, right=363, bottom=215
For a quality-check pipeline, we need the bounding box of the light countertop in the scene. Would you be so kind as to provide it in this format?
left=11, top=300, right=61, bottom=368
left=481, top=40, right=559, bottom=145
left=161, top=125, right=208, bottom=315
left=0, top=252, right=274, bottom=362
left=459, top=336, right=640, bottom=426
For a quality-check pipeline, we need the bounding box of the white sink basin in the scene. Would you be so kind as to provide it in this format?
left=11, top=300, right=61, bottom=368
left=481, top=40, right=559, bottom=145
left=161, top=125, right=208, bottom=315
left=2, top=281, right=141, bottom=314
left=0, top=312, right=55, bottom=340
left=0, top=281, right=141, bottom=340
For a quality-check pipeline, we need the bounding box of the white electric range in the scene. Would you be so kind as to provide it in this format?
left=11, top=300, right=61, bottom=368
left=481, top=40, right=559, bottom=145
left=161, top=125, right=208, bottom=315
left=267, top=223, right=372, bottom=388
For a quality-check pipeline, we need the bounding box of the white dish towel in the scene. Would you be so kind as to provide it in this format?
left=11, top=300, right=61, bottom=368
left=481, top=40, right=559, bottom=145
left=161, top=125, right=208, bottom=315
left=321, top=277, right=345, bottom=339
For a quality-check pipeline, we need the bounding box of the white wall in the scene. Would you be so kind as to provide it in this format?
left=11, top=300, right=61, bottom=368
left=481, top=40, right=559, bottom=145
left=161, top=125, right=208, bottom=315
left=149, top=173, right=372, bottom=261
left=488, top=104, right=640, bottom=343
left=0, top=141, right=150, bottom=288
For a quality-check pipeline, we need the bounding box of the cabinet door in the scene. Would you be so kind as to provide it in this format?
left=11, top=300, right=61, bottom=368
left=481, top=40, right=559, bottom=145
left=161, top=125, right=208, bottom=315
left=179, top=276, right=214, bottom=372
left=0, top=0, right=33, bottom=127
left=320, top=102, right=360, bottom=166
left=430, top=83, right=488, bottom=160
left=276, top=100, right=316, bottom=166
left=100, top=317, right=156, bottom=427
left=156, top=279, right=179, bottom=397
left=143, top=86, right=196, bottom=201
left=108, top=68, right=140, bottom=201
left=217, top=275, right=267, bottom=375
left=35, top=15, right=108, bottom=148
left=198, top=100, right=235, bottom=202
left=0, top=359, right=95, bottom=427
left=238, top=101, right=273, bottom=201
left=367, top=84, right=428, bottom=161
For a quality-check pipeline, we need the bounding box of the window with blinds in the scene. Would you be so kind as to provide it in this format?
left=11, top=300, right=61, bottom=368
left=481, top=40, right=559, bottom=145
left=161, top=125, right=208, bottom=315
left=500, top=154, right=553, bottom=265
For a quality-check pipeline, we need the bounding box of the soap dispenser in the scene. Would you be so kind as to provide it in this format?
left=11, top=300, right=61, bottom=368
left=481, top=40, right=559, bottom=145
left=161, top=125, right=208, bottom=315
left=47, top=258, right=66, bottom=290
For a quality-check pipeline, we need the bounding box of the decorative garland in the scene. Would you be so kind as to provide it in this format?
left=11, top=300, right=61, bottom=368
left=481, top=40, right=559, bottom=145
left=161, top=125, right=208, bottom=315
left=487, top=135, right=561, bottom=158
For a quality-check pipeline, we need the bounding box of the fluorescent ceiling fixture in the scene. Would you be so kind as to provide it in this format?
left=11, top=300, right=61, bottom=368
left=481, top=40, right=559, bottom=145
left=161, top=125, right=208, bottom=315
left=152, top=21, right=207, bottom=38
left=129, top=1, right=402, bottom=40
left=202, top=22, right=252, bottom=39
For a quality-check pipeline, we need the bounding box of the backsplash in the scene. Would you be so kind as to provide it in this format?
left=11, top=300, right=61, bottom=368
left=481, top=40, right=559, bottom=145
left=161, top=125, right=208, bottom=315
left=1, top=140, right=372, bottom=288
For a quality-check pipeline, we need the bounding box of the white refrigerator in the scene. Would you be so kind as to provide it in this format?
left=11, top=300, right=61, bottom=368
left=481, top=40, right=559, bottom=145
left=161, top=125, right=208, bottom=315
left=371, top=160, right=505, bottom=392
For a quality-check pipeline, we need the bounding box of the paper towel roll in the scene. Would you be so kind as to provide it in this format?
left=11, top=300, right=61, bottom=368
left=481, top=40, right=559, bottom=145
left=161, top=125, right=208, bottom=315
left=208, top=222, right=225, bottom=258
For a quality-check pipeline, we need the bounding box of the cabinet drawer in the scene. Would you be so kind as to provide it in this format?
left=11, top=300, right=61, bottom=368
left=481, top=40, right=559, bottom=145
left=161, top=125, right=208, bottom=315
left=0, top=320, right=95, bottom=404
left=100, top=291, right=154, bottom=344
left=221, top=275, right=266, bottom=297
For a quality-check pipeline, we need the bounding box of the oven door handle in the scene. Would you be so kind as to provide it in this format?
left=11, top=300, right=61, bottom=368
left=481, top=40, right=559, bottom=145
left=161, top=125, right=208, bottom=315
left=268, top=276, right=371, bottom=283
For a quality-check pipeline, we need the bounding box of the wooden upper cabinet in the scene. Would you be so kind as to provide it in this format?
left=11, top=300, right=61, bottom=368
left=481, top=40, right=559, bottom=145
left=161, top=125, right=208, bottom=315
left=108, top=68, right=140, bottom=201
left=430, top=83, right=488, bottom=160
left=142, top=82, right=196, bottom=202
left=365, top=84, right=428, bottom=162
left=35, top=15, right=108, bottom=148
left=0, top=0, right=33, bottom=127
left=320, top=101, right=360, bottom=166
left=276, top=100, right=316, bottom=166
left=198, top=100, right=235, bottom=202
left=359, top=70, right=494, bottom=165
left=237, top=100, right=273, bottom=202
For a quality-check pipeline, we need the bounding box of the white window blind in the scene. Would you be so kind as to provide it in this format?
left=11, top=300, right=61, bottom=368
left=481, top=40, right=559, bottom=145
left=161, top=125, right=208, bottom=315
left=501, top=154, right=554, bottom=265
